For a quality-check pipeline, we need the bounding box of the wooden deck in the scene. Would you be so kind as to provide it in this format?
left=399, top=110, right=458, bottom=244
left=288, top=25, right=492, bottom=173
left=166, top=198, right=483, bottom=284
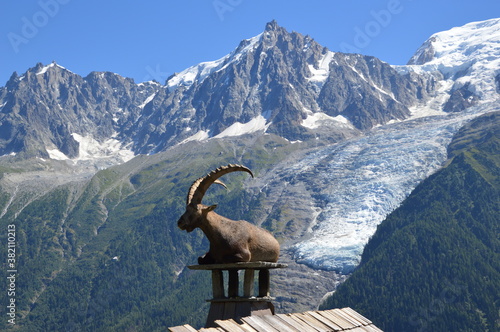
left=168, top=307, right=384, bottom=332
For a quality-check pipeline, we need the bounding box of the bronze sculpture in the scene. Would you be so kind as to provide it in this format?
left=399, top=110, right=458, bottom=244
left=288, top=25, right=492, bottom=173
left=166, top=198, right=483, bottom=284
left=177, top=164, right=280, bottom=264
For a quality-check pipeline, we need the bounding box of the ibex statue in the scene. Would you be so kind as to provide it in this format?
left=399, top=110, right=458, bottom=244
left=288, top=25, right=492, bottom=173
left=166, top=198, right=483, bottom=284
left=177, top=164, right=280, bottom=264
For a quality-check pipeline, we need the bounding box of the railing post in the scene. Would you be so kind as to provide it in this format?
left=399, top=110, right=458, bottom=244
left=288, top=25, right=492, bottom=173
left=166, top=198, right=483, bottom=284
left=212, top=270, right=224, bottom=299
left=228, top=269, right=239, bottom=298
left=258, top=269, right=270, bottom=297
left=243, top=269, right=255, bottom=297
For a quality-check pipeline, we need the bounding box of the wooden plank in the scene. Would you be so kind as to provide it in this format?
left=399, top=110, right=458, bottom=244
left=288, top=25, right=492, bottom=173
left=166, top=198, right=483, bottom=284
left=208, top=297, right=274, bottom=303
left=332, top=308, right=362, bottom=327
left=188, top=262, right=288, bottom=270
left=342, top=307, right=373, bottom=325
left=212, top=270, right=225, bottom=299
left=228, top=270, right=239, bottom=298
left=238, top=323, right=259, bottom=332
left=241, top=316, right=279, bottom=332
left=168, top=324, right=198, bottom=332
left=260, top=314, right=302, bottom=332
left=199, top=328, right=224, bottom=332
left=243, top=269, right=255, bottom=297
left=337, top=308, right=367, bottom=326
left=275, top=314, right=313, bottom=331
left=351, top=327, right=382, bottom=332
left=306, top=311, right=342, bottom=331
left=354, top=327, right=377, bottom=332
left=318, top=310, right=354, bottom=330
left=251, top=301, right=274, bottom=316
left=369, top=324, right=384, bottom=332
left=258, top=269, right=270, bottom=297
left=294, top=312, right=332, bottom=332
left=286, top=314, right=321, bottom=332
left=215, top=318, right=249, bottom=332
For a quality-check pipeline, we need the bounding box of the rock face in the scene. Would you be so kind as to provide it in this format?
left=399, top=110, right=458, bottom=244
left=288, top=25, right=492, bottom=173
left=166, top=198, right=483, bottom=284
left=443, top=82, right=479, bottom=112
left=0, top=63, right=160, bottom=159
left=0, top=21, right=434, bottom=159
left=317, top=53, right=427, bottom=130
left=407, top=36, right=437, bottom=65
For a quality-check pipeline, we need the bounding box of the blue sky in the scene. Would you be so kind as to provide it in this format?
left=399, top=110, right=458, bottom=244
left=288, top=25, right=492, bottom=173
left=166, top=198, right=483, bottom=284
left=1, top=1, right=499, bottom=85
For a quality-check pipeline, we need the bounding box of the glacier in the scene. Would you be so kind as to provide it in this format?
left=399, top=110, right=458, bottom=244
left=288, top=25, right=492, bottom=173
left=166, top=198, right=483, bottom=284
left=290, top=102, right=498, bottom=273
left=285, top=18, right=500, bottom=273
left=46, top=133, right=135, bottom=168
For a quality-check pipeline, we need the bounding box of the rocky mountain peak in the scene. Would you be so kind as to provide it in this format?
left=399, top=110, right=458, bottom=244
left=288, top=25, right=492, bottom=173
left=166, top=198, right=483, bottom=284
left=265, top=19, right=279, bottom=31
left=0, top=20, right=436, bottom=161
left=260, top=20, right=321, bottom=54
left=406, top=36, right=436, bottom=65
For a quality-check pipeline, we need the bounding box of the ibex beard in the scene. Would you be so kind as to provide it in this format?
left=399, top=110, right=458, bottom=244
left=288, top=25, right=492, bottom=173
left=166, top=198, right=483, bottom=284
left=177, top=164, right=280, bottom=264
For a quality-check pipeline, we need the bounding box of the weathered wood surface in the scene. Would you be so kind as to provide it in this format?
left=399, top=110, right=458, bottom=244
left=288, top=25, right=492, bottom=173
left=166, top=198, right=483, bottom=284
left=274, top=314, right=307, bottom=331
left=256, top=315, right=299, bottom=331
left=206, top=301, right=274, bottom=328
left=258, top=269, right=270, bottom=297
left=178, top=262, right=383, bottom=331
left=169, top=307, right=384, bottom=331
left=241, top=316, right=279, bottom=332
left=212, top=270, right=225, bottom=299
left=228, top=270, right=239, bottom=298
left=194, top=262, right=285, bottom=300
left=243, top=269, right=255, bottom=297
left=214, top=319, right=252, bottom=332
left=188, top=262, right=288, bottom=270
left=318, top=309, right=352, bottom=330
left=208, top=297, right=274, bottom=303
left=342, top=306, right=373, bottom=325
left=168, top=324, right=199, bottom=332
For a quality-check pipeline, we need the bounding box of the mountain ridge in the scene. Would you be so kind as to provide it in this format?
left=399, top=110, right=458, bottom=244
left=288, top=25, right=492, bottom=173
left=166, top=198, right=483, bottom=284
left=0, top=20, right=435, bottom=161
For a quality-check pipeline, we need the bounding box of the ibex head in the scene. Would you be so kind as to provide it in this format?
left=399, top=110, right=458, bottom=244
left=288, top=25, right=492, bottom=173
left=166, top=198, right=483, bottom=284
left=177, top=164, right=254, bottom=232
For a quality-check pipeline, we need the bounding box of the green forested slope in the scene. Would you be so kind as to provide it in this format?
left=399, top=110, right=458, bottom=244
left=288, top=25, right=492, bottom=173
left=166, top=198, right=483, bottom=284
left=321, top=112, right=500, bottom=331
left=0, top=134, right=299, bottom=331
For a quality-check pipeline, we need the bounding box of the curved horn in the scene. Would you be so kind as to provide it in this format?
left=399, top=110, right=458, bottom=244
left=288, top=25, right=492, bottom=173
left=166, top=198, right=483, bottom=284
left=186, top=164, right=254, bottom=206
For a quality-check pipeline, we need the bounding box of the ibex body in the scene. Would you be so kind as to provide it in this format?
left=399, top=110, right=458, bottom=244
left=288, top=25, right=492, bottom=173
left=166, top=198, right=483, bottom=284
left=177, top=164, right=280, bottom=264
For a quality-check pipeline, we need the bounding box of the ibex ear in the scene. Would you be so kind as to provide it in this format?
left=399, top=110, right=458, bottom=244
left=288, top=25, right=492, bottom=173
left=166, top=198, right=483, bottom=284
left=207, top=204, right=217, bottom=212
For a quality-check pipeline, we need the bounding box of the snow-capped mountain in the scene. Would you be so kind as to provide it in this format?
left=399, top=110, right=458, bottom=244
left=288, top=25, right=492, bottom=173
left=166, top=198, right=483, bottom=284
left=0, top=18, right=498, bottom=275
left=271, top=103, right=497, bottom=272
left=406, top=18, right=500, bottom=110
left=276, top=18, right=500, bottom=272
left=0, top=20, right=433, bottom=162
